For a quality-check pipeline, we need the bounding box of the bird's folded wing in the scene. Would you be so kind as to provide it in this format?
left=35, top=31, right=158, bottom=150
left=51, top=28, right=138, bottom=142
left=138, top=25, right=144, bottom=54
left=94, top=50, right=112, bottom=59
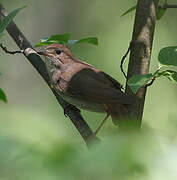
left=65, top=68, right=134, bottom=105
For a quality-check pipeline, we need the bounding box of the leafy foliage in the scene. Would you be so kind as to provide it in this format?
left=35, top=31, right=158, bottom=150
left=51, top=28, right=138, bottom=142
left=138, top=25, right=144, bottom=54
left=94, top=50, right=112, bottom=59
left=157, top=70, right=177, bottom=82
left=68, top=37, right=98, bottom=46
left=158, top=46, right=177, bottom=66
left=120, top=5, right=137, bottom=17
left=127, top=74, right=154, bottom=94
left=156, top=6, right=167, bottom=20
left=128, top=45, right=177, bottom=93
left=0, top=6, right=26, bottom=102
left=0, top=88, right=7, bottom=102
left=0, top=73, right=7, bottom=103
left=0, top=129, right=162, bottom=180
left=121, top=4, right=167, bottom=20
left=0, top=6, right=26, bottom=34
left=35, top=33, right=70, bottom=47
left=35, top=33, right=98, bottom=47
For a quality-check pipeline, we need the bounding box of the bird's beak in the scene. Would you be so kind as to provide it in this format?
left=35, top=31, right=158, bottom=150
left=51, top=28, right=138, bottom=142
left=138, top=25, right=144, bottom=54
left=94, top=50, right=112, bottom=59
left=37, top=50, right=55, bottom=58
left=37, top=50, right=61, bottom=65
left=37, top=51, right=47, bottom=56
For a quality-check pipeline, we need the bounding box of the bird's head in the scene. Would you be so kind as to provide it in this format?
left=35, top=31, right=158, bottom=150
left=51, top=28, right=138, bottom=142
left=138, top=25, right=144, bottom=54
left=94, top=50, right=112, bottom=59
left=38, top=44, right=75, bottom=66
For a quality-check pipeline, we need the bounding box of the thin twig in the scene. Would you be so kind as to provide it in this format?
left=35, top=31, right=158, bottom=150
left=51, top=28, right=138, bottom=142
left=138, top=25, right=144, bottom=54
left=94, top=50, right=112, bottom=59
left=94, top=113, right=110, bottom=135
left=161, top=4, right=177, bottom=9
left=120, top=41, right=134, bottom=79
left=120, top=44, right=130, bottom=79
left=145, top=66, right=161, bottom=87
left=0, top=44, right=44, bottom=55
left=145, top=76, right=156, bottom=87
left=0, top=43, right=23, bottom=54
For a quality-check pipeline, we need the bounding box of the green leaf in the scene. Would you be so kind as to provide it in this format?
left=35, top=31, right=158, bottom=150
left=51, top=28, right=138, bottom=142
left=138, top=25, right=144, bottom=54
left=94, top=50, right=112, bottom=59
left=35, top=37, right=54, bottom=47
left=35, top=34, right=98, bottom=47
left=0, top=5, right=26, bottom=33
left=69, top=37, right=98, bottom=46
left=40, top=37, right=50, bottom=42
left=76, top=37, right=98, bottom=45
left=0, top=88, right=7, bottom=103
left=158, top=46, right=177, bottom=66
left=156, top=7, right=167, bottom=20
left=35, top=40, right=65, bottom=47
left=127, top=73, right=154, bottom=94
left=157, top=70, right=177, bottom=82
left=49, top=33, right=70, bottom=43
left=35, top=41, right=55, bottom=47
left=120, top=5, right=137, bottom=17
left=35, top=33, right=70, bottom=47
left=68, top=40, right=79, bottom=46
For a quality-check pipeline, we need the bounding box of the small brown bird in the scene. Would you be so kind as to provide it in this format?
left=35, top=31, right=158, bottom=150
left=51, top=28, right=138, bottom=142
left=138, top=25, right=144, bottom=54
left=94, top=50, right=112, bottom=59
left=40, top=44, right=134, bottom=134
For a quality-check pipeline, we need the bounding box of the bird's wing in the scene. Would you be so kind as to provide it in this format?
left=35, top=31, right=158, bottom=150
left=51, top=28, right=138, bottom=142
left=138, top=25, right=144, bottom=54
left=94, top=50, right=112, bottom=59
left=75, top=59, right=123, bottom=90
left=100, top=72, right=123, bottom=90
left=65, top=68, right=134, bottom=105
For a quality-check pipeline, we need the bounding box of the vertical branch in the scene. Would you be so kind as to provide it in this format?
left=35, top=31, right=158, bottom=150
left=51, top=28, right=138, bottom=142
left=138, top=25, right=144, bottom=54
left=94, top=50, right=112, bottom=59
left=125, top=0, right=159, bottom=125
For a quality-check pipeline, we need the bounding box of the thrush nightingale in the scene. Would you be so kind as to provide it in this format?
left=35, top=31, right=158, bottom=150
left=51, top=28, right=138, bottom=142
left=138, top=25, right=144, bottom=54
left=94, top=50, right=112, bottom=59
left=39, top=44, right=134, bottom=133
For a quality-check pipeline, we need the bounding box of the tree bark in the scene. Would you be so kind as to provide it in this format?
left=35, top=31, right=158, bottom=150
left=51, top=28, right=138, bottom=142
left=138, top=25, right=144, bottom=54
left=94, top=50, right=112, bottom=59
left=125, top=0, right=159, bottom=126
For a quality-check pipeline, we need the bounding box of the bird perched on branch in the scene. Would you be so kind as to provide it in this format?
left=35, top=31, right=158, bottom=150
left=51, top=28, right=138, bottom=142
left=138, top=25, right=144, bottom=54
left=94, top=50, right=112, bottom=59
left=39, top=44, right=134, bottom=134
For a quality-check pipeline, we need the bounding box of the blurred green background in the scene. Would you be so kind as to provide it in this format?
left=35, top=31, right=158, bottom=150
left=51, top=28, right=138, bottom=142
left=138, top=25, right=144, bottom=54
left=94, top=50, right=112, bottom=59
left=0, top=0, right=177, bottom=179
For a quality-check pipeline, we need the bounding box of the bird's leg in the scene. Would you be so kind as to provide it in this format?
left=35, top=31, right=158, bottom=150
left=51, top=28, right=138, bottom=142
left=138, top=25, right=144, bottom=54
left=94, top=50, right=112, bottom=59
left=94, top=113, right=110, bottom=135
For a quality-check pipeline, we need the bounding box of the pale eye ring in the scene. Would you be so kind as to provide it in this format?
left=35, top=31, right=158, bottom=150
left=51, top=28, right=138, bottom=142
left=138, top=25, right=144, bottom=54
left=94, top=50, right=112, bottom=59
left=56, top=49, right=62, bottom=55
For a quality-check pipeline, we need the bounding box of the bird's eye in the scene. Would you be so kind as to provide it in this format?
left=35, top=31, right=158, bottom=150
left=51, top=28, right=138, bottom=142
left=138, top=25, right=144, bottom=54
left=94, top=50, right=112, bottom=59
left=55, top=49, right=62, bottom=55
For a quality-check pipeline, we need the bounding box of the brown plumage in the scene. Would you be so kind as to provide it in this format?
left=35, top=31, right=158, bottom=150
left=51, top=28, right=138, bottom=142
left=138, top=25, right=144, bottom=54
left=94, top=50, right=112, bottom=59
left=41, top=44, right=134, bottom=132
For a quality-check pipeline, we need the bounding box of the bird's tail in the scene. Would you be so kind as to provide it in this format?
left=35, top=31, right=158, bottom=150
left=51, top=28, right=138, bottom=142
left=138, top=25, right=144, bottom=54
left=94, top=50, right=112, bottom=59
left=107, top=103, right=129, bottom=125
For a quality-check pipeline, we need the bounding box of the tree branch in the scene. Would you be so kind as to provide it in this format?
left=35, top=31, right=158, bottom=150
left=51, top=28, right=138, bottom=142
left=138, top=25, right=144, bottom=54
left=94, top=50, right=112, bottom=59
left=125, top=0, right=159, bottom=125
left=0, top=3, right=99, bottom=147
left=160, top=4, right=177, bottom=9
